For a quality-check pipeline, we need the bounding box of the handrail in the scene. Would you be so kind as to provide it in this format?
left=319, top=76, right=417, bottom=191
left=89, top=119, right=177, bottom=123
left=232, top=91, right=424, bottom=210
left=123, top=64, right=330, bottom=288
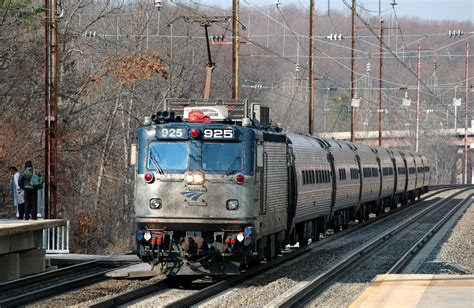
left=42, top=220, right=69, bottom=253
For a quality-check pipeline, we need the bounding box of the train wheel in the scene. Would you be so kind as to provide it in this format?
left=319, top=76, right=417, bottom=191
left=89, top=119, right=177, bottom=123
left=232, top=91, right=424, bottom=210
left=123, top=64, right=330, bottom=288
left=311, top=220, right=320, bottom=242
left=296, top=224, right=308, bottom=247
left=341, top=210, right=349, bottom=229
left=364, top=204, right=371, bottom=221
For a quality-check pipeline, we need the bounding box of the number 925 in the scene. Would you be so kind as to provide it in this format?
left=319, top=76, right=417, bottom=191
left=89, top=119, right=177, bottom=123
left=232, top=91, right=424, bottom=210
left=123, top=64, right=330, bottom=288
left=203, top=129, right=234, bottom=138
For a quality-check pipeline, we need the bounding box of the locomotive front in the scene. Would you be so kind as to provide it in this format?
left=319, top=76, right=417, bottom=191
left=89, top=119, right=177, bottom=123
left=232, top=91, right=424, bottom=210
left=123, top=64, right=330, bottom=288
left=134, top=105, right=259, bottom=275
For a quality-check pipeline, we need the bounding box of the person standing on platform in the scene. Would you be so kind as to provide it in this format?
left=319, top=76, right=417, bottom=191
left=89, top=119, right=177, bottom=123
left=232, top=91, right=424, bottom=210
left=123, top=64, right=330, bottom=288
left=19, top=161, right=38, bottom=220
left=8, top=166, right=25, bottom=219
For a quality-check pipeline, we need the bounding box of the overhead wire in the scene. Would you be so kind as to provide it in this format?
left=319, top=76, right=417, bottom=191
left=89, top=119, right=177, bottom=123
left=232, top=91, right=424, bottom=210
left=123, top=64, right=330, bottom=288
left=341, top=0, right=457, bottom=115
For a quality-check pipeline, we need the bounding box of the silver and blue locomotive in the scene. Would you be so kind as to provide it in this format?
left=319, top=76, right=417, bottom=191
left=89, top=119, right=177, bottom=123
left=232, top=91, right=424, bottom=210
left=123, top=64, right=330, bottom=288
left=133, top=99, right=430, bottom=276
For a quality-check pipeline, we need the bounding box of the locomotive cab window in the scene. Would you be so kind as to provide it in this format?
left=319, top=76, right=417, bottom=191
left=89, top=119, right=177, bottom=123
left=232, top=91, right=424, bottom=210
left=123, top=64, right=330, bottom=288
left=202, top=142, right=243, bottom=174
left=148, top=142, right=189, bottom=172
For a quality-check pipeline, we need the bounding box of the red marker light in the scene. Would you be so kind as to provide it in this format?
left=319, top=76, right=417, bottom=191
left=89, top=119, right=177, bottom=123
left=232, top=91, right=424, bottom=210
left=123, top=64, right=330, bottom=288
left=190, top=128, right=200, bottom=138
left=144, top=172, right=154, bottom=183
left=235, top=174, right=245, bottom=184
left=230, top=238, right=236, bottom=245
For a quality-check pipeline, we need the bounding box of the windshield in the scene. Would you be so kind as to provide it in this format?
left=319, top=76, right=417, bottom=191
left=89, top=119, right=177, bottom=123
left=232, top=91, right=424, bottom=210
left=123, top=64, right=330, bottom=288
left=202, top=142, right=243, bottom=173
left=148, top=142, right=188, bottom=171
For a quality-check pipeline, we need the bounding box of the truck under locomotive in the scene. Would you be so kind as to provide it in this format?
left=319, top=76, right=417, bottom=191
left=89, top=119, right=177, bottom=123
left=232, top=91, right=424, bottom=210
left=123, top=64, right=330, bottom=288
left=133, top=99, right=430, bottom=276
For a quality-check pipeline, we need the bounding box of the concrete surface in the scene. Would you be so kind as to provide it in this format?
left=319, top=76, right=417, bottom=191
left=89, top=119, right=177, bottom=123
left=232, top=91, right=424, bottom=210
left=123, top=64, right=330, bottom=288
left=48, top=253, right=140, bottom=267
left=350, top=274, right=474, bottom=308
left=105, top=262, right=161, bottom=279
left=0, top=253, right=20, bottom=282
left=0, top=218, right=66, bottom=282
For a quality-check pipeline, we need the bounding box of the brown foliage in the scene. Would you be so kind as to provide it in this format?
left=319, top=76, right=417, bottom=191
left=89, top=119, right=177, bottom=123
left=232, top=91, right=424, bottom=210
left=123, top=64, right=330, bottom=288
left=103, top=51, right=168, bottom=86
left=73, top=209, right=105, bottom=254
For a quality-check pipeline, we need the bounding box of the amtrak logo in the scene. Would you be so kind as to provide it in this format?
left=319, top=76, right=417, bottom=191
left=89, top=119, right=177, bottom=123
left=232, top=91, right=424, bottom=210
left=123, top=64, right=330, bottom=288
left=180, top=187, right=207, bottom=202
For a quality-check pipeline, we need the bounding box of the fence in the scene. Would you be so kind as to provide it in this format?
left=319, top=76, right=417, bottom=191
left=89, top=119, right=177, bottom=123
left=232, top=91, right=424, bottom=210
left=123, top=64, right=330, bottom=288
left=42, top=220, right=70, bottom=253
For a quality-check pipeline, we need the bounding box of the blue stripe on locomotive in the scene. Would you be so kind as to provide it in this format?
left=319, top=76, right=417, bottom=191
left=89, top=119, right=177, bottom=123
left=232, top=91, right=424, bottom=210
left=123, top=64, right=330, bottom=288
left=136, top=123, right=256, bottom=175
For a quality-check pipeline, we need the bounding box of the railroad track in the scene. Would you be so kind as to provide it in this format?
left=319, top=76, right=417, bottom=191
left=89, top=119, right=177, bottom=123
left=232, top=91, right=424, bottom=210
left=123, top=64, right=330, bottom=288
left=267, top=187, right=472, bottom=307
left=0, top=258, right=132, bottom=307
left=90, top=187, right=453, bottom=307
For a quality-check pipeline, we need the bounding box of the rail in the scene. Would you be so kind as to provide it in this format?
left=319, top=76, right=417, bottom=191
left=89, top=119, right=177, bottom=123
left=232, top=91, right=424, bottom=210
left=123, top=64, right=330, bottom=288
left=271, top=188, right=472, bottom=307
left=42, top=220, right=70, bottom=253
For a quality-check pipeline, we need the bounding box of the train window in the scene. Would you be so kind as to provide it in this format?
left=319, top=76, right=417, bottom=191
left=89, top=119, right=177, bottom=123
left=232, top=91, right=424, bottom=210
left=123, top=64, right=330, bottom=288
left=372, top=168, right=378, bottom=177
left=311, top=170, right=315, bottom=184
left=316, top=170, right=321, bottom=183
left=350, top=168, right=359, bottom=180
left=301, top=171, right=305, bottom=185
left=202, top=142, right=242, bottom=173
left=339, top=168, right=346, bottom=181
left=148, top=142, right=189, bottom=171
left=363, top=167, right=371, bottom=178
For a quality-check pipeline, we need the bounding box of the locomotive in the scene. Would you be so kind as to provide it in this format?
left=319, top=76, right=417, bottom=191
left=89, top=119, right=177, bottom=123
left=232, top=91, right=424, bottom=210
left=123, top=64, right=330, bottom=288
left=132, top=99, right=430, bottom=276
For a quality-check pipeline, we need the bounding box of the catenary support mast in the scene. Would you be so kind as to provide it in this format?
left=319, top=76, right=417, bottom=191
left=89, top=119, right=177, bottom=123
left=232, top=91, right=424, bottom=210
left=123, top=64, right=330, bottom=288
left=232, top=0, right=239, bottom=100
left=350, top=0, right=356, bottom=142
left=45, top=0, right=58, bottom=219
left=378, top=18, right=384, bottom=146
left=308, top=0, right=315, bottom=135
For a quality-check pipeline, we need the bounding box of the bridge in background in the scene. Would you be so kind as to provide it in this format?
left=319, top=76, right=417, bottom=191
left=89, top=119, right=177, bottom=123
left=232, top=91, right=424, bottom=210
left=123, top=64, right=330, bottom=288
left=318, top=128, right=474, bottom=148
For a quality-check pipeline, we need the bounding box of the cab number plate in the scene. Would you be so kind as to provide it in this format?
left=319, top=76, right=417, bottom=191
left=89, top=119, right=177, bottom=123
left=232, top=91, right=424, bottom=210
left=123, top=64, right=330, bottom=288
left=203, top=128, right=234, bottom=139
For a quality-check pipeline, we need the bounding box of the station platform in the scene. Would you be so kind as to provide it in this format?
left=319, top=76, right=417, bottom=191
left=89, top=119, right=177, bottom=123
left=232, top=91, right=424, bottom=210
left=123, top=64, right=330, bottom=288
left=350, top=274, right=474, bottom=308
left=0, top=218, right=67, bottom=282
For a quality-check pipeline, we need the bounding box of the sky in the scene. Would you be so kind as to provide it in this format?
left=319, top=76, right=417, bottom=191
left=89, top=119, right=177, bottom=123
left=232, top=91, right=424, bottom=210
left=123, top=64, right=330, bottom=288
left=203, top=0, right=474, bottom=22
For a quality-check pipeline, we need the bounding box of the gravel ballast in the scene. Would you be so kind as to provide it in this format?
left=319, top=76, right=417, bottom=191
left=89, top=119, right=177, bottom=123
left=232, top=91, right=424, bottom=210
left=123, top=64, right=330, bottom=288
left=200, top=190, right=464, bottom=307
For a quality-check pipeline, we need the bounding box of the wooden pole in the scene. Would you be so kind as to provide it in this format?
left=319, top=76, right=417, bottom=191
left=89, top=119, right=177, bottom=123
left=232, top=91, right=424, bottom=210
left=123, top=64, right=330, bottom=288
left=232, top=0, right=239, bottom=100
left=309, top=0, right=315, bottom=135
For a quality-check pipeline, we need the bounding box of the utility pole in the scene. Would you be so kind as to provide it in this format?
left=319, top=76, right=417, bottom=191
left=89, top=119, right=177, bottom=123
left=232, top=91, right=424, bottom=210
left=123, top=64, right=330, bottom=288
left=350, top=0, right=356, bottom=142
left=464, top=42, right=469, bottom=184
left=309, top=0, right=315, bottom=135
left=43, top=0, right=49, bottom=219
left=232, top=0, right=239, bottom=100
left=45, top=0, right=58, bottom=219
left=416, top=42, right=420, bottom=152
left=378, top=18, right=383, bottom=146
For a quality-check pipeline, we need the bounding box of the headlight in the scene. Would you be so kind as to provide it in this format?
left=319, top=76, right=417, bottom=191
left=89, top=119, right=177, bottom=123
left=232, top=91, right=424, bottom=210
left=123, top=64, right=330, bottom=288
left=226, top=199, right=239, bottom=210
left=150, top=198, right=162, bottom=209
left=184, top=173, right=194, bottom=184
left=193, top=173, right=204, bottom=184
left=144, top=231, right=152, bottom=241
left=184, top=172, right=205, bottom=185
